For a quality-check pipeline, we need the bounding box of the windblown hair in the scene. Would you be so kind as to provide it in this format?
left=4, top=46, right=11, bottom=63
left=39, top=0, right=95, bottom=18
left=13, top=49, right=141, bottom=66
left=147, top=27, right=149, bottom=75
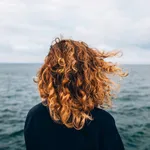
left=34, top=37, right=128, bottom=130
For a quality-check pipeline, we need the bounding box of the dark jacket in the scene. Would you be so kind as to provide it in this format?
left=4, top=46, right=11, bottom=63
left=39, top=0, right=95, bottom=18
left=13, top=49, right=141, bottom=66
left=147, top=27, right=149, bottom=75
left=24, top=102, right=125, bottom=150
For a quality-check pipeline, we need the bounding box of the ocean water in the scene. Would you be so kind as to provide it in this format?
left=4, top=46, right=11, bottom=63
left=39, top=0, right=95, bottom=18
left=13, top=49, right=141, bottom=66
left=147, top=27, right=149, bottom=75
left=0, top=64, right=150, bottom=150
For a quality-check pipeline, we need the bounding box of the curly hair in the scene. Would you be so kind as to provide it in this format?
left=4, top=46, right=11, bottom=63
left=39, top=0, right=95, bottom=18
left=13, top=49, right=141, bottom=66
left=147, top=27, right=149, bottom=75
left=34, top=37, right=128, bottom=130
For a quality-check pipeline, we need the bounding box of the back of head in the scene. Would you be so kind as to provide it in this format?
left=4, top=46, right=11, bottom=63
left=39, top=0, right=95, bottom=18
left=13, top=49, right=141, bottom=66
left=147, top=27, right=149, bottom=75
left=34, top=37, right=127, bottom=130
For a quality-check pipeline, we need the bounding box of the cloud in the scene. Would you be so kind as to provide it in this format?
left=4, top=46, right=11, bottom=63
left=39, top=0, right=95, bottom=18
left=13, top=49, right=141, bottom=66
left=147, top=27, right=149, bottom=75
left=0, top=0, right=150, bottom=63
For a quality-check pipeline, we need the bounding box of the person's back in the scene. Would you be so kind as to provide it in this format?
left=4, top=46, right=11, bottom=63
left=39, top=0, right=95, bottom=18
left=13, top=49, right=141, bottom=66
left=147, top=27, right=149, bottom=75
left=24, top=38, right=127, bottom=150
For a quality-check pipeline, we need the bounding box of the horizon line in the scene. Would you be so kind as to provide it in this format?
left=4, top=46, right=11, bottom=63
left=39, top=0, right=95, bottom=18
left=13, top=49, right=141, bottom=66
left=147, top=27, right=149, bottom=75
left=0, top=62, right=150, bottom=65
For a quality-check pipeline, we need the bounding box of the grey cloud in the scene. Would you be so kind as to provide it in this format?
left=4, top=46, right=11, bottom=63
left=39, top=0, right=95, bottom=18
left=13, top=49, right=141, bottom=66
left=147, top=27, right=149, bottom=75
left=0, top=44, right=13, bottom=53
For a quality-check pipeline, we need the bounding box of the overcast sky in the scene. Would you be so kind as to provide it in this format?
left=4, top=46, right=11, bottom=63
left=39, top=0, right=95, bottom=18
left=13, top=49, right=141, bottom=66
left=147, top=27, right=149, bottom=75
left=0, top=0, right=150, bottom=64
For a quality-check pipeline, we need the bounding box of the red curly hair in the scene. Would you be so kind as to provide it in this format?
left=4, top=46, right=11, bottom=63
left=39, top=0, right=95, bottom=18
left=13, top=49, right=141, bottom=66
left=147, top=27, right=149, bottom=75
left=34, top=37, right=127, bottom=130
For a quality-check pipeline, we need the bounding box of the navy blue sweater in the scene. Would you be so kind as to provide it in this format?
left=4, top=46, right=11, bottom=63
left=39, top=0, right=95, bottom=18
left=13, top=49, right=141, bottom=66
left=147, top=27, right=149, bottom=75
left=24, top=102, right=125, bottom=150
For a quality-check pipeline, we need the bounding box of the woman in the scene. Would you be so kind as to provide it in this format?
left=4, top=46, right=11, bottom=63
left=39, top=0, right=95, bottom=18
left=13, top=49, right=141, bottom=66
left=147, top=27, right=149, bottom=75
left=24, top=38, right=127, bottom=150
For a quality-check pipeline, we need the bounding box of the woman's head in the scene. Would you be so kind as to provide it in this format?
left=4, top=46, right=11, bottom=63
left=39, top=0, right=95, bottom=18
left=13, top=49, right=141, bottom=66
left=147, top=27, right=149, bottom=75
left=34, top=37, right=127, bottom=130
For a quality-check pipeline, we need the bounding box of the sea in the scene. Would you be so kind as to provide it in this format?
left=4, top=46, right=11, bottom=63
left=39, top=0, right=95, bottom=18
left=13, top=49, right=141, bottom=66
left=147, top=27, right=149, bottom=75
left=0, top=64, right=150, bottom=150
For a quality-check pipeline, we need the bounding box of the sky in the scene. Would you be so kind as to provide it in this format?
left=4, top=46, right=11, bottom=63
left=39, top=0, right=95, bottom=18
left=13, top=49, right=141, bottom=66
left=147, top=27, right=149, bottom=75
left=0, top=0, right=150, bottom=64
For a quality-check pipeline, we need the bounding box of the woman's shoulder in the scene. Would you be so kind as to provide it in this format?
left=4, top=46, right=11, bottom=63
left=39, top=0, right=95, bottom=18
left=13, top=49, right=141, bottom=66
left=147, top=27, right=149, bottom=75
left=92, top=107, right=115, bottom=124
left=24, top=102, right=48, bottom=129
left=25, top=102, right=47, bottom=120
